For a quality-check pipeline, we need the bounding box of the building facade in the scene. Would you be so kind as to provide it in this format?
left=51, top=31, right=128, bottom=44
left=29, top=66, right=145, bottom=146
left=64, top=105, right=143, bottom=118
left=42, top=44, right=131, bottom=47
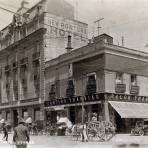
left=44, top=34, right=148, bottom=133
left=0, top=0, right=88, bottom=127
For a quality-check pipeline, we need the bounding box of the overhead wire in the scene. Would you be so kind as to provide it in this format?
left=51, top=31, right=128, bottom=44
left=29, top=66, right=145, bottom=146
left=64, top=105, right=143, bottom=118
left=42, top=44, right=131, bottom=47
left=0, top=4, right=148, bottom=73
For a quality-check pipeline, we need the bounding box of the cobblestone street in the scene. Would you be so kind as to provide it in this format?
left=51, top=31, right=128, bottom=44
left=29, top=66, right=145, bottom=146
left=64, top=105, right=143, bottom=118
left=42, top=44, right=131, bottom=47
left=0, top=134, right=147, bottom=148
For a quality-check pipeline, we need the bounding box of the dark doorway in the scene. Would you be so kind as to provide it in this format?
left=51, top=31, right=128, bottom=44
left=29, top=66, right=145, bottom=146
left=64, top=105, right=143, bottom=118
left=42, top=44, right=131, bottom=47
left=115, top=111, right=126, bottom=133
left=51, top=111, right=57, bottom=124
left=69, top=107, right=75, bottom=124
left=13, top=110, right=18, bottom=127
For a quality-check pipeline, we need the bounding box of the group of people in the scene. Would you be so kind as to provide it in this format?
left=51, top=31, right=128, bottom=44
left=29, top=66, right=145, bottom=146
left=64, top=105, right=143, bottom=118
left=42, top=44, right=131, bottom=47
left=1, top=119, right=30, bottom=148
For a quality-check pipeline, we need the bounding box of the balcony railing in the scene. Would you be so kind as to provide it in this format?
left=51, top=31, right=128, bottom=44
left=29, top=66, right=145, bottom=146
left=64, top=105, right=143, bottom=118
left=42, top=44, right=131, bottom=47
left=115, top=83, right=126, bottom=93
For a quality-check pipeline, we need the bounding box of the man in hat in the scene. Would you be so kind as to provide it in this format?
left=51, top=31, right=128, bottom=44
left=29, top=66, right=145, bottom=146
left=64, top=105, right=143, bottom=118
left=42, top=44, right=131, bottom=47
left=91, top=113, right=97, bottom=122
left=13, top=118, right=30, bottom=148
left=2, top=122, right=8, bottom=141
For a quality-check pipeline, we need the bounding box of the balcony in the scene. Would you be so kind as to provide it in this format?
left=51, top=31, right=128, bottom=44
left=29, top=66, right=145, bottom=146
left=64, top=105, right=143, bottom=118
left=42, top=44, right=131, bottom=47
left=130, top=85, right=139, bottom=95
left=32, top=52, right=40, bottom=61
left=115, top=83, right=126, bottom=93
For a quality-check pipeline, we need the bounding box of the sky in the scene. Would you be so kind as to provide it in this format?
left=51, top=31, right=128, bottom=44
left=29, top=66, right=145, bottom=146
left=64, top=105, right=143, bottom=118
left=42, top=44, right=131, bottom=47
left=0, top=0, right=148, bottom=52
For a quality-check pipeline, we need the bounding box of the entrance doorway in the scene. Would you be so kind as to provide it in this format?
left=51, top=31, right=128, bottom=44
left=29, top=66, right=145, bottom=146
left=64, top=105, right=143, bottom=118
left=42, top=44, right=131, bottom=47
left=13, top=110, right=18, bottom=127
left=115, top=111, right=126, bottom=133
left=69, top=107, right=75, bottom=124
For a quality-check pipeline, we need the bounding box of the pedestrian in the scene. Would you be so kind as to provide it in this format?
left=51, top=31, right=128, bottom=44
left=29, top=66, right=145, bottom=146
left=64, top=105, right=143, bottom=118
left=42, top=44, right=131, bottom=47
left=91, top=113, right=97, bottom=122
left=13, top=119, right=30, bottom=148
left=2, top=122, right=8, bottom=141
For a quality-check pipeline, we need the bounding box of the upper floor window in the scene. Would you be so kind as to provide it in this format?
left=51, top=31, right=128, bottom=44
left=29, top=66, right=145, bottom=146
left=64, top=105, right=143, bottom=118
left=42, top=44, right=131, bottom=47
left=116, top=72, right=123, bottom=84
left=66, top=79, right=75, bottom=97
left=131, top=74, right=137, bottom=86
left=49, top=84, right=56, bottom=100
left=86, top=73, right=96, bottom=95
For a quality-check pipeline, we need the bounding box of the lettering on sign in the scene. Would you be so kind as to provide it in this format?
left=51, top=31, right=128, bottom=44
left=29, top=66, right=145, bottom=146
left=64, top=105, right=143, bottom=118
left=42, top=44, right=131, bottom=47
left=45, top=15, right=88, bottom=40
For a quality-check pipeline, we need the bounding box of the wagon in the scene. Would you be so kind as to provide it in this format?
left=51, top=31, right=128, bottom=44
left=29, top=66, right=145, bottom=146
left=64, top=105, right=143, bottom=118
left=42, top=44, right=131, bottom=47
left=72, top=121, right=115, bottom=141
left=86, top=121, right=115, bottom=141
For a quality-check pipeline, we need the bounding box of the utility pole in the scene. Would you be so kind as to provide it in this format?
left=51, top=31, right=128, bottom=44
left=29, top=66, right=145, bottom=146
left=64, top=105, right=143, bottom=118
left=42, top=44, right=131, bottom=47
left=94, top=18, right=104, bottom=36
left=121, top=36, right=124, bottom=47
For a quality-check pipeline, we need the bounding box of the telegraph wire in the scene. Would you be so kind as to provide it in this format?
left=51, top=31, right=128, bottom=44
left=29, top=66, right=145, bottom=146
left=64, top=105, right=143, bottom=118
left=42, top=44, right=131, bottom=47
left=0, top=4, right=148, bottom=73
left=0, top=1, right=19, bottom=9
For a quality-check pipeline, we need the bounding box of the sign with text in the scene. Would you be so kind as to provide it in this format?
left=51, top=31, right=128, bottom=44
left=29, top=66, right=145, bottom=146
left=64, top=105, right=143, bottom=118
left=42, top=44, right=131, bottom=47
left=44, top=14, right=88, bottom=40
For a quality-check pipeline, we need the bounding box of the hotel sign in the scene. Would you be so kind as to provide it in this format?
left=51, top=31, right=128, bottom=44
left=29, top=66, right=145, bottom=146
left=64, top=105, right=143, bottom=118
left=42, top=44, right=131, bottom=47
left=45, top=14, right=88, bottom=40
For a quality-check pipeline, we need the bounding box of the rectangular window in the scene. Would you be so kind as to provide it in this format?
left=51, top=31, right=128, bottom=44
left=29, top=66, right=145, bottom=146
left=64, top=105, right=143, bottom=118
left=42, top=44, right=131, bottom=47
left=131, top=74, right=137, bottom=85
left=86, top=73, right=96, bottom=95
left=116, top=72, right=123, bottom=84
left=66, top=79, right=75, bottom=97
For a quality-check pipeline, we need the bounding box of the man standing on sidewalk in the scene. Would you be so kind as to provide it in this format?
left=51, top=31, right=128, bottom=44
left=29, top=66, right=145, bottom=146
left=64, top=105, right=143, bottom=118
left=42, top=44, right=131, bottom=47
left=13, top=119, right=30, bottom=148
left=2, top=122, right=8, bottom=141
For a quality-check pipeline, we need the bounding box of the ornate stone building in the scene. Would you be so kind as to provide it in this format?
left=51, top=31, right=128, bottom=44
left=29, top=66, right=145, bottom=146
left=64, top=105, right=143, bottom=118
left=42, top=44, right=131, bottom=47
left=0, top=0, right=88, bottom=126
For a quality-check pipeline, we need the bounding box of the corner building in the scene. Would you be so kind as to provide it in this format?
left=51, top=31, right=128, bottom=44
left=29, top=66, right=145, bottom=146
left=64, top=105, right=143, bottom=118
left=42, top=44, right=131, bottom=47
left=0, top=0, right=88, bottom=127
left=45, top=34, right=148, bottom=133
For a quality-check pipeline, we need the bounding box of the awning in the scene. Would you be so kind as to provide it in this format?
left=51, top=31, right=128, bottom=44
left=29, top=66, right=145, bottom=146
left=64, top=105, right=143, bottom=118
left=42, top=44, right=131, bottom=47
left=109, top=101, right=148, bottom=118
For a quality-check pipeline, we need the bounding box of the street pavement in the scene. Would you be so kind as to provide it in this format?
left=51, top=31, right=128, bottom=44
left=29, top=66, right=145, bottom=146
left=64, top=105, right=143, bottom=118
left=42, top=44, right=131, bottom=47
left=0, top=133, right=147, bottom=148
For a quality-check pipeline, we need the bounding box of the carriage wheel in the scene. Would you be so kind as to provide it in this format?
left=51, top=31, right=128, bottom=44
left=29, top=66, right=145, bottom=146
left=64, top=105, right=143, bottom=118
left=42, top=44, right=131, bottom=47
left=87, top=128, right=98, bottom=141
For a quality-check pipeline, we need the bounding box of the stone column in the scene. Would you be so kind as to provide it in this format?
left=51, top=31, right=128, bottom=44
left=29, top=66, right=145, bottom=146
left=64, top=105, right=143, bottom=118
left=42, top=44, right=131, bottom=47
left=87, top=105, right=92, bottom=122
left=103, top=94, right=110, bottom=121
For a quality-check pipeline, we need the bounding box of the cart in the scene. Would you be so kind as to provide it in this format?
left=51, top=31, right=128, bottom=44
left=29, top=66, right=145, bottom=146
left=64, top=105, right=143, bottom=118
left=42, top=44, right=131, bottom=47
left=86, top=121, right=115, bottom=141
left=72, top=121, right=115, bottom=141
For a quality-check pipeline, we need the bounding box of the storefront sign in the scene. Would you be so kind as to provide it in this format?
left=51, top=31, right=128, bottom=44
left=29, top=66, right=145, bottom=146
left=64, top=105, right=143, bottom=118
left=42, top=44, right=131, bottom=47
left=115, top=84, right=126, bottom=93
left=130, top=85, right=139, bottom=94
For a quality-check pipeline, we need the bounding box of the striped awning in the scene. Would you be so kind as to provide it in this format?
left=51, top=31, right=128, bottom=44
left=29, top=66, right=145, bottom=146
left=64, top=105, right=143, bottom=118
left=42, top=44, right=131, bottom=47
left=109, top=101, right=148, bottom=118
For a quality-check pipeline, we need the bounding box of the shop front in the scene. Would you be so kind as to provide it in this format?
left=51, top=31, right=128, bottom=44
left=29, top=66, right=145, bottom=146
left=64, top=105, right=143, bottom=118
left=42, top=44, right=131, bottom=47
left=109, top=101, right=148, bottom=133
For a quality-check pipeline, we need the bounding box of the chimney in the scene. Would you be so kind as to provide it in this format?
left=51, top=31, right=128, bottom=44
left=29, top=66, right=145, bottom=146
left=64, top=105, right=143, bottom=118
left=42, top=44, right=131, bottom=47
left=93, top=33, right=113, bottom=44
left=66, top=35, right=73, bottom=52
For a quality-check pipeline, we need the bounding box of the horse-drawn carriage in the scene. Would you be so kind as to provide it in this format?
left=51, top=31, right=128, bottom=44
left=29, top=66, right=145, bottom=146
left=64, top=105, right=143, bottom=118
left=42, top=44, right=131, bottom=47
left=72, top=120, right=115, bottom=141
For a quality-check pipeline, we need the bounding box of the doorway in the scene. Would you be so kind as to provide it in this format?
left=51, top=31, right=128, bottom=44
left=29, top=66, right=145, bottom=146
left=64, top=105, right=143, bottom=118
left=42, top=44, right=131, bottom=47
left=13, top=110, right=18, bottom=127
left=115, top=111, right=126, bottom=133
